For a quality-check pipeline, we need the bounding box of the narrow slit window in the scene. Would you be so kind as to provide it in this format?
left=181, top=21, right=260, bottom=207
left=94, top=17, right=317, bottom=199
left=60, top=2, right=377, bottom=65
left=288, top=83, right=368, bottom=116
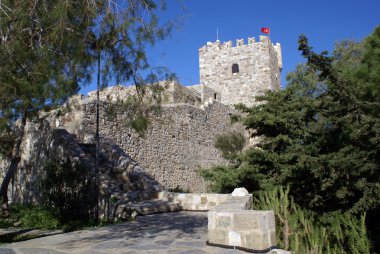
left=214, top=93, right=217, bottom=100
left=232, top=63, right=239, bottom=73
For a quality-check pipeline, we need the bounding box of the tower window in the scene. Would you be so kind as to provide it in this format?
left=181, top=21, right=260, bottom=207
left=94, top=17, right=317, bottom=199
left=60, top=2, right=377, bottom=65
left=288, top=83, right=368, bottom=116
left=214, top=93, right=217, bottom=100
left=232, top=63, right=239, bottom=74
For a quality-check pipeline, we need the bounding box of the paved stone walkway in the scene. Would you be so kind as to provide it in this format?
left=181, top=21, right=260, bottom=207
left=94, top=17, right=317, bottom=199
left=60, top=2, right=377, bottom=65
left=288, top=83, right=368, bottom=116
left=0, top=211, right=247, bottom=254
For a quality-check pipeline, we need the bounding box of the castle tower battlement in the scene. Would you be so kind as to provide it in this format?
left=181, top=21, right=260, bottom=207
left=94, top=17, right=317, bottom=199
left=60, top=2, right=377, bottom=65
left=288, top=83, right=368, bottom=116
left=199, top=35, right=282, bottom=106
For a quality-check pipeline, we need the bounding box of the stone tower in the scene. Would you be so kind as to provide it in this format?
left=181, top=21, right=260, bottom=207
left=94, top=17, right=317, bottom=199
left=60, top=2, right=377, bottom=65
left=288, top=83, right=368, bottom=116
left=199, top=35, right=282, bottom=106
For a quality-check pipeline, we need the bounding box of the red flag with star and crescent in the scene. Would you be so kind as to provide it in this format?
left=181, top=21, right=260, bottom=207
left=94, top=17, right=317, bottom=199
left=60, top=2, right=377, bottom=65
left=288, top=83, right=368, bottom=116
left=261, top=27, right=270, bottom=34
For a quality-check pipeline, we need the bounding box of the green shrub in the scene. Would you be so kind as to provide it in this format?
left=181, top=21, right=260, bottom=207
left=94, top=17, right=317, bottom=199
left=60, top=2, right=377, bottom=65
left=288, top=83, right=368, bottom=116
left=200, top=163, right=263, bottom=193
left=40, top=159, right=96, bottom=224
left=128, top=116, right=149, bottom=136
left=254, top=186, right=370, bottom=254
left=16, top=205, right=59, bottom=229
left=214, top=132, right=246, bottom=161
left=0, top=204, right=59, bottom=230
left=200, top=165, right=241, bottom=193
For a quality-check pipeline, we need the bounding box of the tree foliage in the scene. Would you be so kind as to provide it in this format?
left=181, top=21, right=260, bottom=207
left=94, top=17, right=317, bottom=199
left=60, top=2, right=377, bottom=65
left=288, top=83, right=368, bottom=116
left=214, top=131, right=246, bottom=161
left=0, top=0, right=175, bottom=134
left=0, top=0, right=177, bottom=213
left=87, top=0, right=175, bottom=89
left=205, top=26, right=380, bottom=216
left=0, top=0, right=93, bottom=127
left=205, top=27, right=380, bottom=251
left=40, top=160, right=96, bottom=224
left=0, top=0, right=96, bottom=211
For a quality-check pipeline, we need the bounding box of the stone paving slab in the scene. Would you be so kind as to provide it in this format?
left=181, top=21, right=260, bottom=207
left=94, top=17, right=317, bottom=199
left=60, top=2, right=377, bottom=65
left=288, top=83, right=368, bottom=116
left=0, top=212, right=248, bottom=254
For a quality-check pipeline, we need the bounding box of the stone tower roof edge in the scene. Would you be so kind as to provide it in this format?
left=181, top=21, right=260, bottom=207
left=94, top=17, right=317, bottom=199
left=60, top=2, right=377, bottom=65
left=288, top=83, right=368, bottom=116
left=199, top=35, right=280, bottom=52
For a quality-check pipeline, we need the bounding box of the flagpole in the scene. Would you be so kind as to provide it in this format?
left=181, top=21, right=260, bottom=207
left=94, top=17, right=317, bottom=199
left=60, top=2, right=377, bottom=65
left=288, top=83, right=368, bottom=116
left=261, top=27, right=271, bottom=41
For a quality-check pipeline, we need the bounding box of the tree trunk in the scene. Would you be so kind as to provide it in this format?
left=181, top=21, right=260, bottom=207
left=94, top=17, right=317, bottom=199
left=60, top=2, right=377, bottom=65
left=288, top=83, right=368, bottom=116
left=0, top=110, right=28, bottom=216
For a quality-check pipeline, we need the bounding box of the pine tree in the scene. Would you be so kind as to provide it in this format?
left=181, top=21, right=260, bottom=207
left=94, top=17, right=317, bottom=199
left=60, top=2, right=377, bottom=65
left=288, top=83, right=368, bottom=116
left=204, top=26, right=380, bottom=215
left=0, top=0, right=175, bottom=216
left=0, top=0, right=94, bottom=214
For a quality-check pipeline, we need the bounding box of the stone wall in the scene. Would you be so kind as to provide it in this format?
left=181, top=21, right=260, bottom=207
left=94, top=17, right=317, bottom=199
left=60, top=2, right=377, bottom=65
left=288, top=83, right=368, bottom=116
left=207, top=188, right=276, bottom=252
left=0, top=155, right=10, bottom=196
left=2, top=83, right=245, bottom=195
left=168, top=188, right=277, bottom=252
left=40, top=83, right=245, bottom=193
left=0, top=120, right=164, bottom=218
left=199, top=35, right=282, bottom=106
left=0, top=35, right=283, bottom=206
left=168, top=193, right=232, bottom=211
left=187, top=84, right=221, bottom=103
left=168, top=82, right=202, bottom=106
left=0, top=120, right=97, bottom=203
left=75, top=96, right=244, bottom=192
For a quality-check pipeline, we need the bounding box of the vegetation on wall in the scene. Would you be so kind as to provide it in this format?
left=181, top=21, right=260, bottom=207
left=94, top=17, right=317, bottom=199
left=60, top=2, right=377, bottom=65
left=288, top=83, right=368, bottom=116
left=214, top=132, right=246, bottom=162
left=105, top=84, right=168, bottom=136
left=203, top=26, right=380, bottom=252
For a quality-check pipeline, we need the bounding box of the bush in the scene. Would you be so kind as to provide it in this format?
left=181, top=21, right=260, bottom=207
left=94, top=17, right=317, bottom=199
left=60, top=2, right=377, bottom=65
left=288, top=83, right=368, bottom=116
left=254, top=186, right=370, bottom=254
left=40, top=159, right=96, bottom=224
left=200, top=165, right=241, bottom=193
left=0, top=204, right=59, bottom=230
left=214, top=132, right=246, bottom=162
left=200, top=164, right=262, bottom=193
left=16, top=205, right=60, bottom=229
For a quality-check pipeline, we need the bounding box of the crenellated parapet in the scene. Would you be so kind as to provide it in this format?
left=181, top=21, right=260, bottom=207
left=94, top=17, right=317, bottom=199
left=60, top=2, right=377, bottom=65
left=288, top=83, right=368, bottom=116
left=273, top=42, right=282, bottom=70
left=200, top=36, right=279, bottom=53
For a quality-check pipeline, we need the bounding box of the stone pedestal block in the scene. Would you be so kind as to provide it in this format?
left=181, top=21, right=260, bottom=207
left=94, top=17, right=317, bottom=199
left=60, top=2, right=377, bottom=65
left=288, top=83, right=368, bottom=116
left=207, top=188, right=276, bottom=252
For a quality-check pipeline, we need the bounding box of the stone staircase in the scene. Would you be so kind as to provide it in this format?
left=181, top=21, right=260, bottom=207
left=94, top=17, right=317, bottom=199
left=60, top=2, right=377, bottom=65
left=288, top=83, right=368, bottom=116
left=77, top=142, right=182, bottom=220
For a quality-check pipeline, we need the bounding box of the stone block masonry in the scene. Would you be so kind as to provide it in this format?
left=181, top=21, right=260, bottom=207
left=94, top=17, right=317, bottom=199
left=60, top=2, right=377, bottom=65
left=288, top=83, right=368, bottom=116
left=167, top=192, right=232, bottom=211
left=78, top=97, right=244, bottom=192
left=199, top=36, right=282, bottom=107
left=208, top=210, right=276, bottom=251
left=0, top=82, right=246, bottom=197
left=165, top=188, right=277, bottom=252
left=45, top=83, right=246, bottom=193
left=0, top=119, right=163, bottom=209
left=207, top=188, right=276, bottom=252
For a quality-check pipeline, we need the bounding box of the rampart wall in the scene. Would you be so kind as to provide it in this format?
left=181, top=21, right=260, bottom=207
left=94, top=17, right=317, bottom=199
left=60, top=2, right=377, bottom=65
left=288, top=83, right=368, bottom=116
left=50, top=85, right=246, bottom=192
left=1, top=84, right=244, bottom=194
left=77, top=99, right=243, bottom=192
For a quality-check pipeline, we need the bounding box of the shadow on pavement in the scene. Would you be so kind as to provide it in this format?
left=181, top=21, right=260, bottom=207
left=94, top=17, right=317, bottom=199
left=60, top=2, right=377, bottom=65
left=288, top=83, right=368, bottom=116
left=55, top=211, right=208, bottom=249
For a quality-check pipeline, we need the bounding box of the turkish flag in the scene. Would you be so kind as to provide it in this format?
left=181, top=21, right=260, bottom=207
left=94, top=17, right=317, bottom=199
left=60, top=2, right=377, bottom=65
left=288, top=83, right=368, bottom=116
left=261, top=27, right=270, bottom=34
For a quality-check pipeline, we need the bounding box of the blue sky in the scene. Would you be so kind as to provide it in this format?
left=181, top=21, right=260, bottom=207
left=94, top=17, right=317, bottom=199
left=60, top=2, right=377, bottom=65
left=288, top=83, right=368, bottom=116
left=80, top=0, right=380, bottom=95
